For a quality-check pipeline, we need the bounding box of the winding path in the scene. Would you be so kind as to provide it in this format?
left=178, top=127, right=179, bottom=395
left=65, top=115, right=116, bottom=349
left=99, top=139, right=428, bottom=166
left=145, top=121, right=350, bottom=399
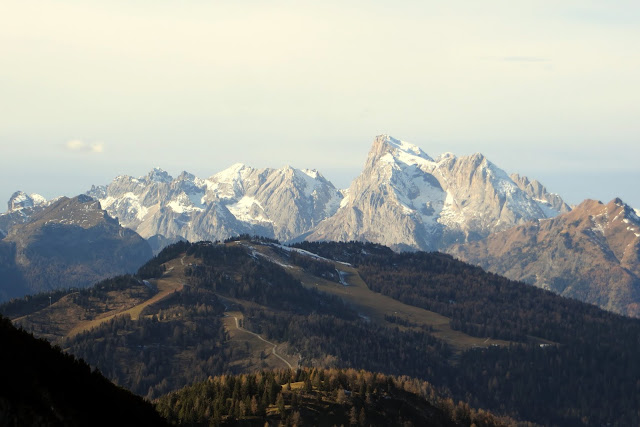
left=230, top=315, right=294, bottom=369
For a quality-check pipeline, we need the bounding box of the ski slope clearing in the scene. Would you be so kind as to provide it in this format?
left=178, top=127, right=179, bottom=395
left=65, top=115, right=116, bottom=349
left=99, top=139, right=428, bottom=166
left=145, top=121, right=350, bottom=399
left=246, top=243, right=514, bottom=353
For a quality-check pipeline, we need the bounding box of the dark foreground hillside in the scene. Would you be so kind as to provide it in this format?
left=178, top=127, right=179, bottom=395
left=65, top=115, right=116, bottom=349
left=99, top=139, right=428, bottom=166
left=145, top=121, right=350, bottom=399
left=0, top=314, right=166, bottom=426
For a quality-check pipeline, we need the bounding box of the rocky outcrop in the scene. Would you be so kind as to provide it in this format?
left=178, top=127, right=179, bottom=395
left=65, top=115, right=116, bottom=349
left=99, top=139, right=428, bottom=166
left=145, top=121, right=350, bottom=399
left=510, top=173, right=571, bottom=216
left=448, top=198, right=640, bottom=317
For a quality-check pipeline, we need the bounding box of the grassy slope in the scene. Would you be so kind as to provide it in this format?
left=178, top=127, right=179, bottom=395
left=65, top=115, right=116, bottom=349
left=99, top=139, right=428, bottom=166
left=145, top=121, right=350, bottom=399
left=250, top=243, right=514, bottom=352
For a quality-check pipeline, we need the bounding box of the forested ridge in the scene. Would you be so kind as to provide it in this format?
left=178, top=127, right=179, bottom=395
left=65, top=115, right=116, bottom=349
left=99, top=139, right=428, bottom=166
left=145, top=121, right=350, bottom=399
left=3, top=238, right=640, bottom=425
left=156, top=367, right=518, bottom=426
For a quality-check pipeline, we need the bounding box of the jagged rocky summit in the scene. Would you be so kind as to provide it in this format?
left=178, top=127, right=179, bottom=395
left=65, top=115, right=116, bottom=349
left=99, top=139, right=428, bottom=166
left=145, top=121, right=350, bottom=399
left=309, top=135, right=567, bottom=251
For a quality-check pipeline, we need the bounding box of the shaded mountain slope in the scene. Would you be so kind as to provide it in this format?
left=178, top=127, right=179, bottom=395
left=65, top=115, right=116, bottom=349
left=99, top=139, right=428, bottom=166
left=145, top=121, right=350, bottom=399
left=449, top=198, right=640, bottom=317
left=0, top=195, right=152, bottom=302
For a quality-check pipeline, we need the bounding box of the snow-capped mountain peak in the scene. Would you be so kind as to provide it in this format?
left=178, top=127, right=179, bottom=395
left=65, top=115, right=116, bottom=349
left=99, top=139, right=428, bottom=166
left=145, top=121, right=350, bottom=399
left=144, top=167, right=173, bottom=184
left=384, top=135, right=430, bottom=157
left=211, top=163, right=251, bottom=185
left=7, top=191, right=48, bottom=212
left=8, top=191, right=34, bottom=211
left=310, top=135, right=567, bottom=251
left=367, top=135, right=434, bottom=169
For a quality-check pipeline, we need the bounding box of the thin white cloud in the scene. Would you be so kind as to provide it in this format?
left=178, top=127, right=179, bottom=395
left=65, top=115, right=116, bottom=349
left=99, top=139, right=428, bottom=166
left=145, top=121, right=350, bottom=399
left=65, top=139, right=104, bottom=153
left=479, top=56, right=551, bottom=63
left=501, top=56, right=551, bottom=63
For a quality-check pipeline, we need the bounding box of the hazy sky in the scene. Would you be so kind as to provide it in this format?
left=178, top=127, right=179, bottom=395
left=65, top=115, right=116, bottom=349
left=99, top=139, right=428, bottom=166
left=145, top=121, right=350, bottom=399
left=1, top=1, right=639, bottom=211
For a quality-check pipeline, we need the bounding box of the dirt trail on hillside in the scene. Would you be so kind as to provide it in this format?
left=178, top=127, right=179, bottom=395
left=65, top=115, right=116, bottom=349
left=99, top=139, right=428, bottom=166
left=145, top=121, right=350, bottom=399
left=227, top=312, right=295, bottom=369
left=66, top=258, right=186, bottom=338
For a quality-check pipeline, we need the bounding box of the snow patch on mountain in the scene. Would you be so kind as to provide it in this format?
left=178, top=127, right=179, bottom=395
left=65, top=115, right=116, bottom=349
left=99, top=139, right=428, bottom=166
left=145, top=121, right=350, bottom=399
left=208, top=163, right=251, bottom=200
left=535, top=200, right=562, bottom=218
left=339, top=192, right=350, bottom=209
left=226, top=196, right=271, bottom=224
left=509, top=173, right=571, bottom=217
left=187, top=190, right=206, bottom=209
left=101, top=192, right=149, bottom=221
left=296, top=168, right=324, bottom=198
left=273, top=243, right=351, bottom=266
left=392, top=164, right=445, bottom=230
left=437, top=192, right=464, bottom=228
left=384, top=135, right=433, bottom=162
left=168, top=193, right=205, bottom=214
left=302, top=169, right=319, bottom=179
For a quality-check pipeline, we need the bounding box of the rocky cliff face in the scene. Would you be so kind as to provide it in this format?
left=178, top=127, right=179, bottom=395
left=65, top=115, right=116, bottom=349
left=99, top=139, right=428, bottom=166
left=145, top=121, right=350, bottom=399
left=0, top=195, right=152, bottom=301
left=510, top=173, right=572, bottom=216
left=309, top=135, right=563, bottom=250
left=448, top=198, right=640, bottom=317
left=87, top=165, right=342, bottom=246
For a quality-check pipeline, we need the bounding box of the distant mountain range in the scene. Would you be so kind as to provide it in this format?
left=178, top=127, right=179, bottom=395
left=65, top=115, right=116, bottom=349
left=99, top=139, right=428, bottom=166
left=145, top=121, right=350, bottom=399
left=79, top=135, right=572, bottom=252
left=85, top=163, right=342, bottom=252
left=1, top=134, right=638, bottom=316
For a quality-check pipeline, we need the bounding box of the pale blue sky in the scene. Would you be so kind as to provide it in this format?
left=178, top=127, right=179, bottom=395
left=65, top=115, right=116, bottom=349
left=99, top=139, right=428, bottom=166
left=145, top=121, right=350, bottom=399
left=1, top=1, right=639, bottom=210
